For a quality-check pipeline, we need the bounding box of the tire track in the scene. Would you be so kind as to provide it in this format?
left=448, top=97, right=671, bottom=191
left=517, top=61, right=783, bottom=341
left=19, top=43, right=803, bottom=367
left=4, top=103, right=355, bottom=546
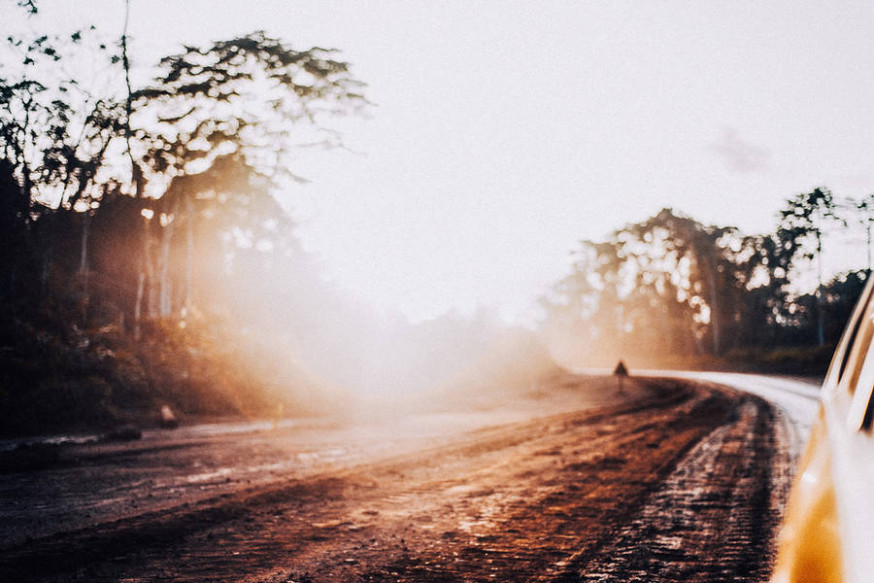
left=559, top=394, right=787, bottom=582
left=2, top=377, right=792, bottom=583
left=0, top=378, right=697, bottom=582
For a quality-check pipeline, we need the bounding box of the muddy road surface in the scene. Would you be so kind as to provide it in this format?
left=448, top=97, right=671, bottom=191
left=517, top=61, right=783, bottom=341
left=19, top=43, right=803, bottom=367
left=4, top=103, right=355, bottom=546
left=2, top=374, right=804, bottom=582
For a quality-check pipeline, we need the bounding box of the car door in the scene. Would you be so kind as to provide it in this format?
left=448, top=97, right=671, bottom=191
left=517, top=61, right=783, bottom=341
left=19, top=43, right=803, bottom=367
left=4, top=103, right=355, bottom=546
left=771, top=277, right=874, bottom=583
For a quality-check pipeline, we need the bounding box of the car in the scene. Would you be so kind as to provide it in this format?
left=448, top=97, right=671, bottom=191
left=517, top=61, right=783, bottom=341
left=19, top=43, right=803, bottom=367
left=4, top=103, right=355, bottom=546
left=771, top=277, right=874, bottom=583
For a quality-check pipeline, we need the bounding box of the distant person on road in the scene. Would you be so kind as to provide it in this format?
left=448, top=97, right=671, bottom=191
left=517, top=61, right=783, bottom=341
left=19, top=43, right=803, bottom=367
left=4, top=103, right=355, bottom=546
left=614, top=360, right=629, bottom=393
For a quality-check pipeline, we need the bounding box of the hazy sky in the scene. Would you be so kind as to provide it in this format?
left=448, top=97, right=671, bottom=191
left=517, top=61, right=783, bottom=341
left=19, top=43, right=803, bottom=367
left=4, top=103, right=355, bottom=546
left=24, top=1, right=874, bottom=323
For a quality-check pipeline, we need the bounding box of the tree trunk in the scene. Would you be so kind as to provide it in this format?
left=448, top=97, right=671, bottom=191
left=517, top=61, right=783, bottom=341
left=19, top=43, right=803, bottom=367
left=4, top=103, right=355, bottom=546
left=78, top=211, right=90, bottom=325
left=146, top=216, right=158, bottom=319
left=185, top=196, right=194, bottom=313
left=865, top=219, right=871, bottom=274
left=706, top=259, right=721, bottom=356
left=816, top=232, right=825, bottom=347
left=134, top=271, right=144, bottom=340
left=158, top=202, right=179, bottom=317
left=79, top=212, right=89, bottom=276
left=134, top=208, right=152, bottom=338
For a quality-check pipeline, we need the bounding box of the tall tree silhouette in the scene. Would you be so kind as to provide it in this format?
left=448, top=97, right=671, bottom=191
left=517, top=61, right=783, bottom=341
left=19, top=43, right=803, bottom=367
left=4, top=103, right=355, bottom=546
left=852, top=193, right=874, bottom=273
left=0, top=22, right=120, bottom=307
left=125, top=32, right=367, bottom=322
left=778, top=187, right=845, bottom=346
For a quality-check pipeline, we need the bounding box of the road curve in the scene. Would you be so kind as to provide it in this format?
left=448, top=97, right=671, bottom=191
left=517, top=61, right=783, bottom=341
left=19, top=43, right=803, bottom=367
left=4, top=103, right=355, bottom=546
left=2, top=374, right=800, bottom=583
left=645, top=371, right=820, bottom=461
left=575, top=368, right=821, bottom=459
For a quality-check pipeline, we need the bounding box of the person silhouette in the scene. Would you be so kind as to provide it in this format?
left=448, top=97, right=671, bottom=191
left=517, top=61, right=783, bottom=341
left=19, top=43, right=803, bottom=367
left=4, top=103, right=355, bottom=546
left=613, top=360, right=629, bottom=377
left=613, top=360, right=629, bottom=393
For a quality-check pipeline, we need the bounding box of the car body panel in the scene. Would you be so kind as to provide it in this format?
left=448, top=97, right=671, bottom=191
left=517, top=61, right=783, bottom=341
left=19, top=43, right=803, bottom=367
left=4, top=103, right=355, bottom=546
left=771, top=278, right=874, bottom=583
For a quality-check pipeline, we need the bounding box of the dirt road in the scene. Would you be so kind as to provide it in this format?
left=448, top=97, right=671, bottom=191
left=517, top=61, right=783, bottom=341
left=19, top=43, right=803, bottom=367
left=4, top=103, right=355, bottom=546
left=1, top=374, right=799, bottom=582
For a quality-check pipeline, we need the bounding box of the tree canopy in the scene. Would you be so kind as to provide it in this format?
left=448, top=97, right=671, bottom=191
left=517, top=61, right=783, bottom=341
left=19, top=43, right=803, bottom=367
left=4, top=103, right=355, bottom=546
left=543, top=196, right=869, bottom=368
left=0, top=17, right=369, bottom=327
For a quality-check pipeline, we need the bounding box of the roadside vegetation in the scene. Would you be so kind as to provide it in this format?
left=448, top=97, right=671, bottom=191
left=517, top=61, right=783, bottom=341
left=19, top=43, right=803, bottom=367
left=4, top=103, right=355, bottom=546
left=542, top=196, right=869, bottom=375
left=0, top=3, right=368, bottom=435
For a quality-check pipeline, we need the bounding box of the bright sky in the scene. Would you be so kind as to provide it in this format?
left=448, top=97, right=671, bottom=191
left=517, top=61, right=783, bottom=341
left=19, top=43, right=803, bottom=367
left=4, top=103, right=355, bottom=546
left=27, top=0, right=874, bottom=323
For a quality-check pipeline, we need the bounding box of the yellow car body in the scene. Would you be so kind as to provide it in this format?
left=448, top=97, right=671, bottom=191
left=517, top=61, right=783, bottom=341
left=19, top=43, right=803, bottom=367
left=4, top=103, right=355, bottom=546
left=771, top=279, right=874, bottom=583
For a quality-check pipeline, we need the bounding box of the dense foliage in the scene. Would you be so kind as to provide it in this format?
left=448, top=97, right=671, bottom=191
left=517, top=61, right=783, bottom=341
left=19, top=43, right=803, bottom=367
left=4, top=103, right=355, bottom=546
left=543, top=198, right=869, bottom=373
left=0, top=9, right=367, bottom=435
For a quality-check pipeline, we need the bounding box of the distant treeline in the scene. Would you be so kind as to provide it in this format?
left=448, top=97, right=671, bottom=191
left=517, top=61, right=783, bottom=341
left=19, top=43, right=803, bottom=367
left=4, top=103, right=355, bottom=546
left=543, top=192, right=871, bottom=373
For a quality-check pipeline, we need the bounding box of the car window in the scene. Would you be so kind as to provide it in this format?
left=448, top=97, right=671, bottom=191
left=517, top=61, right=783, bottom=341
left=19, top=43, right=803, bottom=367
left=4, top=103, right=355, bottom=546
left=847, top=335, right=874, bottom=431
left=838, top=302, right=867, bottom=383
left=841, top=301, right=874, bottom=396
left=833, top=280, right=874, bottom=392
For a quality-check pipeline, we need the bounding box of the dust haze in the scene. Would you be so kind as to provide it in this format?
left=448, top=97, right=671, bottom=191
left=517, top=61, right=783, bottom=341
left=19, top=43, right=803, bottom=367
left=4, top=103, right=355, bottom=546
left=210, top=247, right=560, bottom=421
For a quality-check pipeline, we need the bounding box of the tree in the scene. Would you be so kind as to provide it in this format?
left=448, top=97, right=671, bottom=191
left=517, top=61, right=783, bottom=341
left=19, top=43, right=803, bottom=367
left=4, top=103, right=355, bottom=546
left=544, top=209, right=742, bottom=363
left=543, top=199, right=853, bottom=367
left=626, top=209, right=742, bottom=355
left=727, top=232, right=797, bottom=347
left=851, top=193, right=874, bottom=273
left=821, top=270, right=868, bottom=344
left=133, top=31, right=367, bottom=189
left=16, top=0, right=37, bottom=14
left=2, top=5, right=368, bottom=337
left=777, top=187, right=845, bottom=345
left=124, top=31, right=368, bottom=326
left=0, top=23, right=122, bottom=306
left=0, top=2, right=379, bottom=435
